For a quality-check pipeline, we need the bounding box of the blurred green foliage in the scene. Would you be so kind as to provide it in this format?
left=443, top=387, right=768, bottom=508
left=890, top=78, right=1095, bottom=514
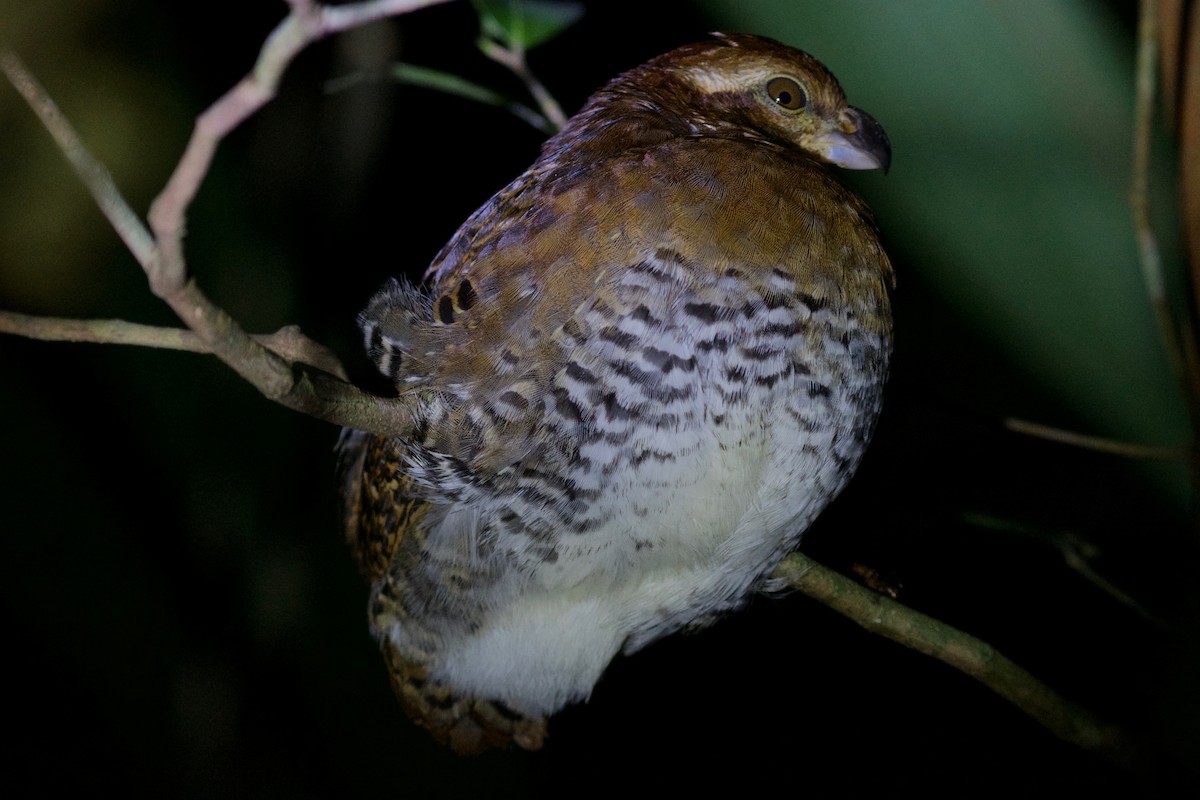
left=702, top=0, right=1191, bottom=504
left=473, top=0, right=584, bottom=50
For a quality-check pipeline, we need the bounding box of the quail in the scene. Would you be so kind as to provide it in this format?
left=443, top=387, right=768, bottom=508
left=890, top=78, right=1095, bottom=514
left=339, top=33, right=894, bottom=753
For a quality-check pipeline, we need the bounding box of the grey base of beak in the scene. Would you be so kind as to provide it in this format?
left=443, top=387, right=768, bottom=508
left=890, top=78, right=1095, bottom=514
left=827, top=106, right=892, bottom=174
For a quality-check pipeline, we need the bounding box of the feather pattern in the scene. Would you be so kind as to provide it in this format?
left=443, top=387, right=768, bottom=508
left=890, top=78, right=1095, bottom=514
left=338, top=33, right=894, bottom=753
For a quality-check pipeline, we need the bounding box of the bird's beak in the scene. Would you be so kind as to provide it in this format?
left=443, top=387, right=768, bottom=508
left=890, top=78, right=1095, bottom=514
left=813, top=106, right=892, bottom=174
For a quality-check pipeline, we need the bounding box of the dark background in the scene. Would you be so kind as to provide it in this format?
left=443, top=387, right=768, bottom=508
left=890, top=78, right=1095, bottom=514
left=1, top=1, right=1196, bottom=796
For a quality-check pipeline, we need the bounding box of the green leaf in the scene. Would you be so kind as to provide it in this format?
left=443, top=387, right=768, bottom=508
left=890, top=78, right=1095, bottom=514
left=390, top=62, right=511, bottom=107
left=472, top=0, right=584, bottom=50
left=387, top=63, right=556, bottom=134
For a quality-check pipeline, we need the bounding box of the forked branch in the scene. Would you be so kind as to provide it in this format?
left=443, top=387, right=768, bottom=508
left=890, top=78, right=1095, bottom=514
left=1, top=1, right=457, bottom=435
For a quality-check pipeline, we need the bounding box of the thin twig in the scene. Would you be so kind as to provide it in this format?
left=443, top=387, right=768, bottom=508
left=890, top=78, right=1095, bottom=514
left=962, top=512, right=1171, bottom=630
left=0, top=312, right=204, bottom=350
left=374, top=62, right=555, bottom=133
left=0, top=2, right=460, bottom=436
left=1181, top=0, right=1200, bottom=316
left=0, top=312, right=349, bottom=381
left=137, top=1, right=443, bottom=421
left=0, top=54, right=155, bottom=267
left=774, top=552, right=1146, bottom=770
left=477, top=37, right=567, bottom=130
left=1004, top=417, right=1189, bottom=462
left=1157, top=0, right=1184, bottom=126
left=1132, top=0, right=1200, bottom=413
left=147, top=0, right=456, bottom=297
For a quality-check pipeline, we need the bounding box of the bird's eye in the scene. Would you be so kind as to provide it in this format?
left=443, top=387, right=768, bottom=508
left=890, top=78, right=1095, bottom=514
left=766, top=76, right=807, bottom=110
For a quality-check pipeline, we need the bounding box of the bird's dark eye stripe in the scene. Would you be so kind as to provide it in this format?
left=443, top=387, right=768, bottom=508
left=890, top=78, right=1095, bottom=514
left=766, top=76, right=806, bottom=110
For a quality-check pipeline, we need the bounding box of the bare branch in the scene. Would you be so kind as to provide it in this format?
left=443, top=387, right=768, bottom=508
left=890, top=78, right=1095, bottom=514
left=136, top=0, right=452, bottom=435
left=0, top=311, right=206, bottom=351
left=963, top=512, right=1171, bottom=629
left=147, top=0, right=456, bottom=297
left=1157, top=0, right=1184, bottom=126
left=372, top=63, right=556, bottom=133
left=774, top=553, right=1146, bottom=769
left=1132, top=0, right=1200, bottom=416
left=254, top=325, right=350, bottom=381
left=323, top=0, right=453, bottom=33
left=1, top=2, right=460, bottom=438
left=0, top=53, right=155, bottom=267
left=478, top=37, right=567, bottom=130
left=0, top=311, right=350, bottom=381
left=1004, top=417, right=1189, bottom=462
left=1181, top=1, right=1200, bottom=313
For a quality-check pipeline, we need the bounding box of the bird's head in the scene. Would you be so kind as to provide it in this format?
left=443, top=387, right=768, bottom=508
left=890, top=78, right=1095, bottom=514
left=550, top=33, right=891, bottom=174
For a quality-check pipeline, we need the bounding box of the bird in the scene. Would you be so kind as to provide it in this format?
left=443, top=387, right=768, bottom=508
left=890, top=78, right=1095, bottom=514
left=338, top=32, right=894, bottom=753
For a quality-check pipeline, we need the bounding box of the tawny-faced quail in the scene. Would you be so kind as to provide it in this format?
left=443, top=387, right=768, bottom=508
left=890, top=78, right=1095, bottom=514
left=339, top=32, right=893, bottom=753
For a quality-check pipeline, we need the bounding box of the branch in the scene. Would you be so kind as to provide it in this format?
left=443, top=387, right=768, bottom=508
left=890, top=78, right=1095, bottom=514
left=0, top=1, right=457, bottom=436
left=1003, top=417, right=1189, bottom=462
left=962, top=511, right=1171, bottom=630
left=774, top=553, right=1147, bottom=770
left=374, top=62, right=557, bottom=133
left=477, top=36, right=567, bottom=130
left=1180, top=0, right=1200, bottom=323
left=141, top=0, right=452, bottom=433
left=1132, top=0, right=1200, bottom=417
left=147, top=0, right=455, bottom=297
left=0, top=52, right=154, bottom=266
left=0, top=311, right=349, bottom=381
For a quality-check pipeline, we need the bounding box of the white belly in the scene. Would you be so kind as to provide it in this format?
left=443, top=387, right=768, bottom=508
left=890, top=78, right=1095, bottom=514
left=420, top=388, right=845, bottom=715
left=390, top=265, right=884, bottom=716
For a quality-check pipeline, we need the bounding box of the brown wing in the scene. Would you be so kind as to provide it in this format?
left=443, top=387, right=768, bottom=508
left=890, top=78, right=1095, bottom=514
left=338, top=429, right=550, bottom=752
left=337, top=429, right=428, bottom=582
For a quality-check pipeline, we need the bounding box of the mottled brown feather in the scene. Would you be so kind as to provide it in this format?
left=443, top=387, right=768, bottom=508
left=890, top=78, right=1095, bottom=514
left=340, top=32, right=895, bottom=753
